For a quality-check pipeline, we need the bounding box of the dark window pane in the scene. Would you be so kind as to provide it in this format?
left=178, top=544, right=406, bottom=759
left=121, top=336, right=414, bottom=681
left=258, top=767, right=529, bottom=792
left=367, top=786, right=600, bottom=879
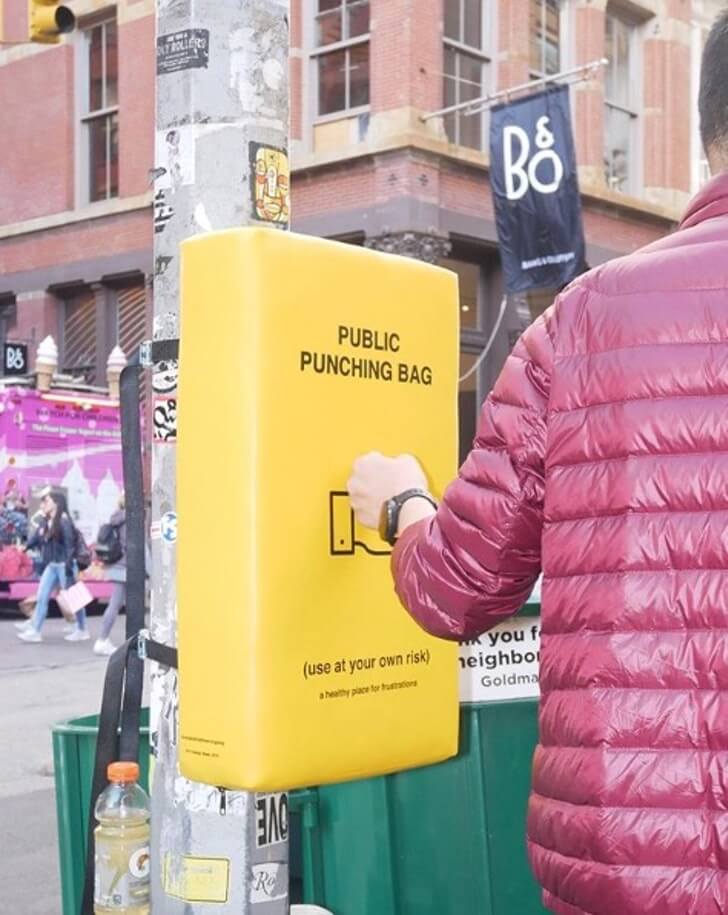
left=318, top=0, right=340, bottom=11
left=444, top=0, right=460, bottom=42
left=105, top=21, right=118, bottom=107
left=460, top=51, right=482, bottom=97
left=458, top=351, right=478, bottom=466
left=444, top=112, right=456, bottom=143
left=444, top=44, right=458, bottom=80
left=459, top=52, right=483, bottom=148
left=317, top=10, right=342, bottom=45
left=349, top=42, right=369, bottom=108
left=89, top=117, right=108, bottom=201
left=604, top=104, right=631, bottom=192
left=605, top=14, right=615, bottom=97
left=444, top=46, right=458, bottom=143
left=605, top=14, right=631, bottom=106
left=63, top=292, right=97, bottom=382
left=460, top=111, right=482, bottom=149
left=530, top=0, right=560, bottom=76
left=109, top=113, right=119, bottom=198
left=347, top=0, right=369, bottom=38
left=89, top=25, right=104, bottom=111
left=544, top=0, right=560, bottom=75
left=464, top=0, right=482, bottom=49
left=529, top=0, right=543, bottom=73
left=318, top=50, right=347, bottom=114
left=442, top=259, right=480, bottom=329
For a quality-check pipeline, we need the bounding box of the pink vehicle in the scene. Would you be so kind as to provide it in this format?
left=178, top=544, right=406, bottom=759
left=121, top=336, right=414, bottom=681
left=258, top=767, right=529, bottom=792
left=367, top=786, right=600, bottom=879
left=0, top=378, right=123, bottom=605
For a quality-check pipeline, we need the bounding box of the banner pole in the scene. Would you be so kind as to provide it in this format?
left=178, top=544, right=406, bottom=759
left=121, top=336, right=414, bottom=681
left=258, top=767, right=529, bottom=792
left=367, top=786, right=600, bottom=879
left=421, top=58, right=609, bottom=123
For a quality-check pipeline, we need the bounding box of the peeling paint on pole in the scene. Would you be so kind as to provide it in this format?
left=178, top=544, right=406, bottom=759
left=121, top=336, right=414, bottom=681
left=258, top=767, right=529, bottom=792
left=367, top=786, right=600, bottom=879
left=151, top=1, right=290, bottom=911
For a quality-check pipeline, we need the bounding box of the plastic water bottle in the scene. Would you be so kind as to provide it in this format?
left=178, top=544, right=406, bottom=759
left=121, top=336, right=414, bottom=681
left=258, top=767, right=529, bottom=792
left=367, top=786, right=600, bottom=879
left=94, top=761, right=150, bottom=914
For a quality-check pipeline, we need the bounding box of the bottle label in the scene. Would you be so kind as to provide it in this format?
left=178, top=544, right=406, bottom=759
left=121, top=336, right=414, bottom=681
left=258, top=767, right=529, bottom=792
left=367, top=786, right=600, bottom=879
left=95, top=837, right=151, bottom=909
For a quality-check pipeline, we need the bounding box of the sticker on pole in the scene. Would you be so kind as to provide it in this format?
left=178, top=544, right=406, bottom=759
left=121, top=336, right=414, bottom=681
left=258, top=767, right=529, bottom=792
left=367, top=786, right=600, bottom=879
left=255, top=793, right=288, bottom=848
left=160, top=512, right=177, bottom=544
left=250, top=862, right=288, bottom=905
left=163, top=854, right=230, bottom=904
left=157, top=29, right=210, bottom=75
left=459, top=617, right=541, bottom=703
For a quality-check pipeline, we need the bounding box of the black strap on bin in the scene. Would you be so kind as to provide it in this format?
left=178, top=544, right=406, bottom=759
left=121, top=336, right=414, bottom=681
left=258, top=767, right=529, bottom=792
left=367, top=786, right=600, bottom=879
left=79, top=347, right=179, bottom=915
left=80, top=635, right=178, bottom=915
left=119, top=354, right=145, bottom=762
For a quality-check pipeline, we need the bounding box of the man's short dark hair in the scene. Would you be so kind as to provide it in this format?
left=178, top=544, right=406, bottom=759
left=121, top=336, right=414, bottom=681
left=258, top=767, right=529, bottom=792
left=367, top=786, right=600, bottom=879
left=700, top=11, right=728, bottom=153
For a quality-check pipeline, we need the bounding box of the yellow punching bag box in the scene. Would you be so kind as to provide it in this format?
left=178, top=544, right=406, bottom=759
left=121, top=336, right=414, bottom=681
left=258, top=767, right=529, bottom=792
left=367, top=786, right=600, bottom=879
left=177, top=228, right=460, bottom=791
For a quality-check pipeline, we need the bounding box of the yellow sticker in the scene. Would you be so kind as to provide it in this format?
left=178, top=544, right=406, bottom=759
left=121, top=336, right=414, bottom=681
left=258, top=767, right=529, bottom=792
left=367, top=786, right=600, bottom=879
left=250, top=142, right=290, bottom=224
left=163, top=854, right=230, bottom=903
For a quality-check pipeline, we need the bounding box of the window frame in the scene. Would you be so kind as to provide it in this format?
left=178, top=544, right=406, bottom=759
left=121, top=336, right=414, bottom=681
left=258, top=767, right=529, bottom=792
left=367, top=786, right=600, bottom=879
left=603, top=6, right=643, bottom=196
left=76, top=12, right=119, bottom=207
left=311, top=0, right=371, bottom=121
left=442, top=0, right=495, bottom=151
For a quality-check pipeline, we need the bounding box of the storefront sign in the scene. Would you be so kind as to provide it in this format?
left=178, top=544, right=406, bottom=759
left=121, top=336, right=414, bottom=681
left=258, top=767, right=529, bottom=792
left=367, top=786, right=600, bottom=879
left=459, top=617, right=541, bottom=703
left=3, top=342, right=28, bottom=376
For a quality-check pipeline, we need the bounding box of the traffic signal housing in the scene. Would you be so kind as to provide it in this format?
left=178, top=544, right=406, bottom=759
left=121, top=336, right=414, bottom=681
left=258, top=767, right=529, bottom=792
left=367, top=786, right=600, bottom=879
left=29, top=0, right=75, bottom=44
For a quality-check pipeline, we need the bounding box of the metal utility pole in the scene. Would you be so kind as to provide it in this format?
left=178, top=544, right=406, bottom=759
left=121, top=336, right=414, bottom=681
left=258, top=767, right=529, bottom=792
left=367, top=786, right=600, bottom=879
left=150, top=1, right=290, bottom=911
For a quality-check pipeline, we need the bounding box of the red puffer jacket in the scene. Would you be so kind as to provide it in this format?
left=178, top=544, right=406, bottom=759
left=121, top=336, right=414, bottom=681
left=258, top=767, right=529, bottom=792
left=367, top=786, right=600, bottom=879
left=393, top=173, right=728, bottom=915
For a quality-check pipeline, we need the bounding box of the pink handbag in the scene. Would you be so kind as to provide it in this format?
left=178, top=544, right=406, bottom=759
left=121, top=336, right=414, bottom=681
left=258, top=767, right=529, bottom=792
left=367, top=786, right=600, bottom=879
left=56, top=581, right=94, bottom=620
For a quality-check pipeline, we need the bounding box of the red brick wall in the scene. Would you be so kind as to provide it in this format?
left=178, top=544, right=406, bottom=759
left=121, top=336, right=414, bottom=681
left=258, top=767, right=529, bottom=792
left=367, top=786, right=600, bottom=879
left=0, top=209, right=152, bottom=276
left=0, top=46, right=75, bottom=223
left=119, top=15, right=155, bottom=197
left=370, top=0, right=443, bottom=113
left=582, top=206, right=666, bottom=256
left=12, top=292, right=60, bottom=356
left=572, top=4, right=606, bottom=177
left=498, top=0, right=530, bottom=90
left=293, top=162, right=376, bottom=221
left=643, top=35, right=691, bottom=195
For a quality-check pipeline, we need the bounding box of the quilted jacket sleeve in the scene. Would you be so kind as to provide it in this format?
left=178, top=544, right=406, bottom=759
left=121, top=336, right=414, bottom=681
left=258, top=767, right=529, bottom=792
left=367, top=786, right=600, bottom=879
left=392, top=308, right=555, bottom=641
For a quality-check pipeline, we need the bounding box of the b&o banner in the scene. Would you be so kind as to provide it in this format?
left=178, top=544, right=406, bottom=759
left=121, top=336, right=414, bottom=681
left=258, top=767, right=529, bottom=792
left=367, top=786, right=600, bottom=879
left=490, top=86, right=585, bottom=293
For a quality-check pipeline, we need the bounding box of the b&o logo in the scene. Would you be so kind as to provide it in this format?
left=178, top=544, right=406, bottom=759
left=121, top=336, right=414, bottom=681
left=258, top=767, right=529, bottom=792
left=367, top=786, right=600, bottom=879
left=503, top=115, right=564, bottom=201
left=3, top=343, right=28, bottom=376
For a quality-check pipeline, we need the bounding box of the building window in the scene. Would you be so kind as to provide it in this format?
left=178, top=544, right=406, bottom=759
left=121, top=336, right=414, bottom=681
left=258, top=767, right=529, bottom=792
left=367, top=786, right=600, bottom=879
left=313, top=0, right=370, bottom=116
left=604, top=11, right=638, bottom=194
left=443, top=0, right=492, bottom=150
left=530, top=0, right=561, bottom=78
left=0, top=298, right=17, bottom=356
left=62, top=291, right=98, bottom=382
left=81, top=17, right=119, bottom=202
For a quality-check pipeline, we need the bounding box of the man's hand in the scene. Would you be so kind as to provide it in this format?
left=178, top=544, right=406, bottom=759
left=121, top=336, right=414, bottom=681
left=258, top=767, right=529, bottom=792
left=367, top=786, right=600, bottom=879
left=347, top=452, right=430, bottom=530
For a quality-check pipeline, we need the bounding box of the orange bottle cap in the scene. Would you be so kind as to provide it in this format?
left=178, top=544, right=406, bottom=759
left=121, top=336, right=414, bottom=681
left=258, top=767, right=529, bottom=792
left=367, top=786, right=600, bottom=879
left=107, top=761, right=140, bottom=783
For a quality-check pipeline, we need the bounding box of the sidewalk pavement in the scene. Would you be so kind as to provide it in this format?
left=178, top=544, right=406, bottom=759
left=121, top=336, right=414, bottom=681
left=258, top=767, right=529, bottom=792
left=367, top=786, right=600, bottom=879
left=0, top=612, right=145, bottom=913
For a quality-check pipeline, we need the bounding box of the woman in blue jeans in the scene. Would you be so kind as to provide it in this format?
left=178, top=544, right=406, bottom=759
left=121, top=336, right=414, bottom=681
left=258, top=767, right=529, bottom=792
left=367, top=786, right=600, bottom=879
left=16, top=488, right=88, bottom=643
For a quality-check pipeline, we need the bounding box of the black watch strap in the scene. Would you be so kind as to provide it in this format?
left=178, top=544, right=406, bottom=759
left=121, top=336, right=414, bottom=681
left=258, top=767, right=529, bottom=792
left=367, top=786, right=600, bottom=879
left=379, top=488, right=438, bottom=546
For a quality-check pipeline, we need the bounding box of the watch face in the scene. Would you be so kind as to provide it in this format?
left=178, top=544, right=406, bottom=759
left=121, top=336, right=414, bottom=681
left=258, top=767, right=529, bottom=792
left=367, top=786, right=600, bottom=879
left=381, top=498, right=398, bottom=546
left=378, top=499, right=392, bottom=544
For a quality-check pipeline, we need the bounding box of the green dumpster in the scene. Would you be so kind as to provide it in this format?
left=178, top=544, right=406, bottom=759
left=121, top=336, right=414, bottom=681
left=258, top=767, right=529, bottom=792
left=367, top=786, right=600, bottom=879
left=290, top=603, right=546, bottom=915
left=54, top=610, right=545, bottom=915
left=52, top=709, right=150, bottom=915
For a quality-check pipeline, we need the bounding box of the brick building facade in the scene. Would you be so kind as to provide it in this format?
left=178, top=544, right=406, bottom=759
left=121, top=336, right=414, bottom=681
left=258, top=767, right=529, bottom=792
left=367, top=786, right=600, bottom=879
left=0, top=0, right=723, bottom=456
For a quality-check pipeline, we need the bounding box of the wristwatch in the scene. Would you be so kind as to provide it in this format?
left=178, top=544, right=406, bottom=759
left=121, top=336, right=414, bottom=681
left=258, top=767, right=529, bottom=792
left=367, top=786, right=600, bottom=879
left=379, top=489, right=438, bottom=546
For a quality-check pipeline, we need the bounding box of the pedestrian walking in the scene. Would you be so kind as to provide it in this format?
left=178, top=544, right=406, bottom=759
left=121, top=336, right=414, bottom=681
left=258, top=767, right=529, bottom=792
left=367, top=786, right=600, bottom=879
left=93, top=497, right=127, bottom=656
left=16, top=487, right=89, bottom=643
left=348, top=13, right=728, bottom=915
